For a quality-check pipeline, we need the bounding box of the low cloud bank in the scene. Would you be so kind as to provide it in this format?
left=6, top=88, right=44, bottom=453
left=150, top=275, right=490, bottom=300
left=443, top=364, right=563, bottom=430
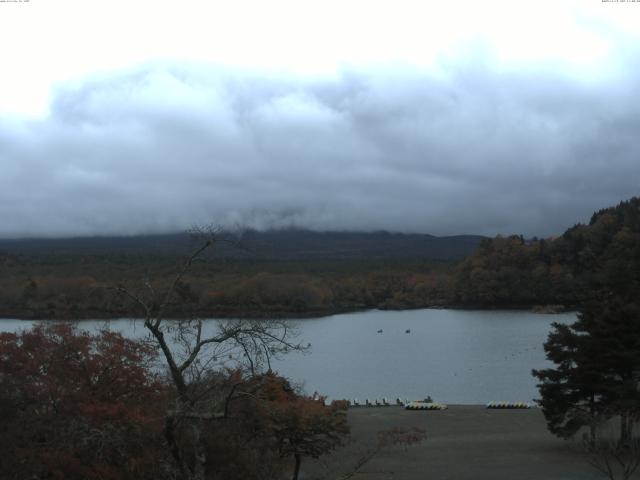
left=1, top=60, right=638, bottom=238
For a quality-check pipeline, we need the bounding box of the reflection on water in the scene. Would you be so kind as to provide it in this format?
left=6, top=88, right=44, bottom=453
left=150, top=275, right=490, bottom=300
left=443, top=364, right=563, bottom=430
left=0, top=309, right=575, bottom=404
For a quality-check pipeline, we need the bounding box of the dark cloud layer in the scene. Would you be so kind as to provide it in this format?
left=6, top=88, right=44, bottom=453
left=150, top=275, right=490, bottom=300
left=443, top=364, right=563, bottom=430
left=1, top=61, right=638, bottom=238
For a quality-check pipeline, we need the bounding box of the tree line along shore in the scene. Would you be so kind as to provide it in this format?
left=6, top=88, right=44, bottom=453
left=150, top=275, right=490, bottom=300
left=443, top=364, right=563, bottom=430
left=1, top=197, right=638, bottom=321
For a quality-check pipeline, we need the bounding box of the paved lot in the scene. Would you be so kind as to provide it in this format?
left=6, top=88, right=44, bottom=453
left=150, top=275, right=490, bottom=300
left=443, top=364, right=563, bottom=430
left=302, top=405, right=634, bottom=480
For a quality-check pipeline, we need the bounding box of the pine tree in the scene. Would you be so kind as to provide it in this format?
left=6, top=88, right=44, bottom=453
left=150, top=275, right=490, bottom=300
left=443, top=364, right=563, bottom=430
left=577, top=295, right=640, bottom=444
left=533, top=321, right=605, bottom=441
left=534, top=198, right=640, bottom=445
left=533, top=291, right=640, bottom=444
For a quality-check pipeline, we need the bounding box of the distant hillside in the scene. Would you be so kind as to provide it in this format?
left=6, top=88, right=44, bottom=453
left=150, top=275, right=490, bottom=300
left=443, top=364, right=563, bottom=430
left=451, top=196, right=640, bottom=308
left=1, top=199, right=636, bottom=320
left=0, top=229, right=485, bottom=261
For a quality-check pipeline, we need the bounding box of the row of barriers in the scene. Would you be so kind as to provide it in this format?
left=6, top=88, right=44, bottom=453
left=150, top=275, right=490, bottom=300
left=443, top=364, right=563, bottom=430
left=485, top=401, right=531, bottom=409
left=348, top=398, right=533, bottom=409
left=405, top=401, right=448, bottom=410
left=349, top=398, right=405, bottom=407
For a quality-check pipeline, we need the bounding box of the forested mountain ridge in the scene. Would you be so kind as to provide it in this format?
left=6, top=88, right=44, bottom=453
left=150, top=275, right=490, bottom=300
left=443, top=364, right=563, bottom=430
left=0, top=198, right=637, bottom=319
left=0, top=230, right=482, bottom=319
left=0, top=229, right=484, bottom=260
left=451, top=197, right=640, bottom=308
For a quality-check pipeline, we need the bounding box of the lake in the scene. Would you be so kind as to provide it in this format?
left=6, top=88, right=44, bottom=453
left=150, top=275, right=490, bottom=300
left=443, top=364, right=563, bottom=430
left=0, top=309, right=575, bottom=404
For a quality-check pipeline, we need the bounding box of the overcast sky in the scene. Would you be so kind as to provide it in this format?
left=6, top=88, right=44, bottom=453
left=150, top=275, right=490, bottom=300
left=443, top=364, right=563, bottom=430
left=1, top=0, right=639, bottom=238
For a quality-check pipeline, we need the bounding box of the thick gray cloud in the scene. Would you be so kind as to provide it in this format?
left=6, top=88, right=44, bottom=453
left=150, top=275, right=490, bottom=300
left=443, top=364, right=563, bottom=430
left=1, top=60, right=638, bottom=238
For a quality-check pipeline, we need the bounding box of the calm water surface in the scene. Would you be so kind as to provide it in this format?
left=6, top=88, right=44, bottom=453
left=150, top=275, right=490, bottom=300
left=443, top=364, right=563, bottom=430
left=0, top=309, right=575, bottom=404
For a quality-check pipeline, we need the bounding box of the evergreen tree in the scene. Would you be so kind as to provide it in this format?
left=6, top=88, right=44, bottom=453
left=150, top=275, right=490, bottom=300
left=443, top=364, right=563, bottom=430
left=576, top=295, right=640, bottom=444
left=534, top=269, right=640, bottom=444
left=533, top=321, right=606, bottom=441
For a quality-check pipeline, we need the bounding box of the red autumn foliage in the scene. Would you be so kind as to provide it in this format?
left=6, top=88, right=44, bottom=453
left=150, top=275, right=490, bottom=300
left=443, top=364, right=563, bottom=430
left=0, top=323, right=168, bottom=480
left=199, top=372, right=349, bottom=480
left=252, top=374, right=350, bottom=480
left=0, top=325, right=349, bottom=480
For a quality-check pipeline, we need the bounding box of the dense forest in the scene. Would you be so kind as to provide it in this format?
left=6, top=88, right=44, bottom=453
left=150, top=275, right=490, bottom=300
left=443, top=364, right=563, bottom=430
left=0, top=197, right=638, bottom=319
left=453, top=196, right=640, bottom=309
left=0, top=231, right=478, bottom=319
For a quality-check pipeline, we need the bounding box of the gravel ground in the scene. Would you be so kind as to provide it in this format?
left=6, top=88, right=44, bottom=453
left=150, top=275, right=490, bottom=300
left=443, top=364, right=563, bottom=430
left=301, top=405, right=637, bottom=480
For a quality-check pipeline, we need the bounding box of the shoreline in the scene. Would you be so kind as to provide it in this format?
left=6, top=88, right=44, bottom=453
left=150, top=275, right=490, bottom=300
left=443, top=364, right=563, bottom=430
left=0, top=303, right=576, bottom=322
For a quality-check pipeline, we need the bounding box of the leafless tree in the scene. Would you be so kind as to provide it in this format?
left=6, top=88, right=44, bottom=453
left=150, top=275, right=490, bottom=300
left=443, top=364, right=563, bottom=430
left=116, top=227, right=306, bottom=480
left=583, top=422, right=640, bottom=480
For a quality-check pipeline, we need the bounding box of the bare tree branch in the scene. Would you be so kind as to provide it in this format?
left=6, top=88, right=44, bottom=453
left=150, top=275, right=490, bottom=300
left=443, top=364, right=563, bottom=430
left=112, top=229, right=307, bottom=480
